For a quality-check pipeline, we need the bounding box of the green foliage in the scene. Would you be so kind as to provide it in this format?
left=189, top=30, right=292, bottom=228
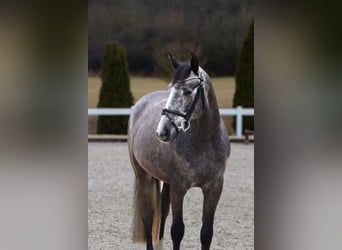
left=233, top=19, right=254, bottom=131
left=97, top=41, right=133, bottom=134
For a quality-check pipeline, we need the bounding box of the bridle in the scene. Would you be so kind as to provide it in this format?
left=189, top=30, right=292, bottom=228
left=161, top=76, right=205, bottom=133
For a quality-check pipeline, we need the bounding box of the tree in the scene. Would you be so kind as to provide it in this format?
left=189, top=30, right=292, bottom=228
left=88, top=0, right=254, bottom=76
left=233, top=18, right=254, bottom=131
left=153, top=41, right=205, bottom=82
left=97, top=41, right=134, bottom=134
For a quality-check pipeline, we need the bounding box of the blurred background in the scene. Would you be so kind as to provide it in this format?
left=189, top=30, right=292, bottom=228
left=0, top=2, right=87, bottom=250
left=88, top=0, right=254, bottom=135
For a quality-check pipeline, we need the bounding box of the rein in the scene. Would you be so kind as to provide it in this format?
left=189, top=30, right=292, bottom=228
left=161, top=77, right=205, bottom=133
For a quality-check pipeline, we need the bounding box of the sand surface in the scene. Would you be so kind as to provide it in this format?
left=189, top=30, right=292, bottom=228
left=88, top=142, right=254, bottom=249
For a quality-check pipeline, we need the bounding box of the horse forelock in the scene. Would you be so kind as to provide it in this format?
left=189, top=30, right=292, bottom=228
left=172, top=62, right=191, bottom=83
left=172, top=63, right=208, bottom=85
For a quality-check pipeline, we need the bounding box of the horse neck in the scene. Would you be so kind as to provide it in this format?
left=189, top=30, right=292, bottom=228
left=192, top=83, right=221, bottom=140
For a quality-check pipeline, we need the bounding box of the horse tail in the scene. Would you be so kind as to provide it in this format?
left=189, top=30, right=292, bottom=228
left=132, top=177, right=161, bottom=245
left=151, top=178, right=161, bottom=244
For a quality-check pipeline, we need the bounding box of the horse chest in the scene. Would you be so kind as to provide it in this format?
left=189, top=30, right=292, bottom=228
left=171, top=141, right=225, bottom=185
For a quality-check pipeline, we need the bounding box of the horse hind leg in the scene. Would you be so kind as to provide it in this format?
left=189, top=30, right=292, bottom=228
left=200, top=178, right=224, bottom=250
left=154, top=182, right=171, bottom=250
left=131, top=160, right=161, bottom=250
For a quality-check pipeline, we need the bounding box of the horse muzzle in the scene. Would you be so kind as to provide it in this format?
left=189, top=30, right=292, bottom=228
left=156, top=117, right=178, bottom=143
left=156, top=128, right=177, bottom=143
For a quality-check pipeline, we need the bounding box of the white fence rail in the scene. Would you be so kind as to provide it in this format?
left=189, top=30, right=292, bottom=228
left=88, top=106, right=254, bottom=138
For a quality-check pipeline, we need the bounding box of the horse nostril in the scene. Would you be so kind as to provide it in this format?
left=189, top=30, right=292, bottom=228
left=157, top=128, right=169, bottom=139
left=160, top=128, right=169, bottom=138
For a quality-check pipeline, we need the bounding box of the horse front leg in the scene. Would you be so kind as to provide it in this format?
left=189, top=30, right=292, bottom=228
left=170, top=185, right=186, bottom=250
left=201, top=178, right=223, bottom=250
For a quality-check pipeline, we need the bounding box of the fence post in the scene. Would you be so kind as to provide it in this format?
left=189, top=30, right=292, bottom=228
left=236, top=106, right=243, bottom=139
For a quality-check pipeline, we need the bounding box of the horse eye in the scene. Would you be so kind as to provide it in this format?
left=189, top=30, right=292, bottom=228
left=183, top=89, right=192, bottom=96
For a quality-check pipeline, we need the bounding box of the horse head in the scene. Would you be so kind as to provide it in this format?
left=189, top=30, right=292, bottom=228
left=156, top=53, right=210, bottom=143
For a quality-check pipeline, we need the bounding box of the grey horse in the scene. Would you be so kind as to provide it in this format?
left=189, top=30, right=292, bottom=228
left=128, top=53, right=230, bottom=250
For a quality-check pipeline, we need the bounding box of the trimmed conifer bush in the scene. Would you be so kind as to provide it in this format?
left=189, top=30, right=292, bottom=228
left=233, top=19, right=254, bottom=132
left=97, top=41, right=133, bottom=134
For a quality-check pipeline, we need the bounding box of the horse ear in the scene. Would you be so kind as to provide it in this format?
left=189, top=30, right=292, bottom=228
left=190, top=52, right=199, bottom=75
left=168, top=53, right=181, bottom=69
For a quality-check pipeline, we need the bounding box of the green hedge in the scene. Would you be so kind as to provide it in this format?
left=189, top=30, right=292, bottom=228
left=97, top=41, right=133, bottom=134
left=233, top=19, right=254, bottom=132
